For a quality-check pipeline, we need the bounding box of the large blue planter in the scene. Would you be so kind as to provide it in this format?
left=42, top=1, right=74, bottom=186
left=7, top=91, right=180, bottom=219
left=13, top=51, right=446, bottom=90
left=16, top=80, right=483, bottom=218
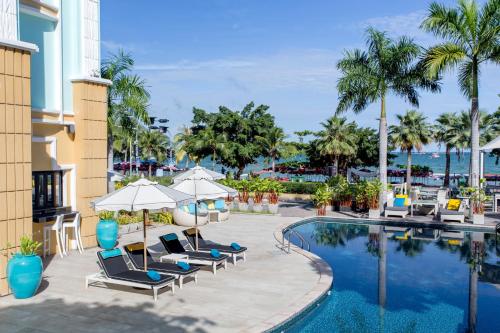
left=96, top=219, right=118, bottom=250
left=7, top=254, right=43, bottom=299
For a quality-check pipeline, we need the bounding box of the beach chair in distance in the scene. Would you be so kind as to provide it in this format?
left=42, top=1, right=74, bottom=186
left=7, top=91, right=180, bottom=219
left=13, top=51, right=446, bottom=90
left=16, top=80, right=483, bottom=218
left=182, top=228, right=247, bottom=265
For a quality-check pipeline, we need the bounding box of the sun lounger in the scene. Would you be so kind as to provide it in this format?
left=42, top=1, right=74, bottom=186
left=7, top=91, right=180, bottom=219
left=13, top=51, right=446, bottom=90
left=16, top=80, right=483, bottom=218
left=159, top=233, right=228, bottom=275
left=85, top=249, right=176, bottom=301
left=384, top=195, right=409, bottom=218
left=124, top=242, right=200, bottom=289
left=182, top=228, right=247, bottom=265
left=438, top=199, right=465, bottom=223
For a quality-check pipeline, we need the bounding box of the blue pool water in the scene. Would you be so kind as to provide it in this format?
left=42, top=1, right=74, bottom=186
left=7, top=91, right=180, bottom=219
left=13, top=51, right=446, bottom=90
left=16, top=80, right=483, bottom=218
left=281, top=220, right=500, bottom=333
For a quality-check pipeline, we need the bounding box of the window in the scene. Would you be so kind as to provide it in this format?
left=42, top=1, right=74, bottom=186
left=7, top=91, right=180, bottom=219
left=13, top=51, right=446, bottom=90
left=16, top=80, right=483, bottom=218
left=32, top=171, right=63, bottom=210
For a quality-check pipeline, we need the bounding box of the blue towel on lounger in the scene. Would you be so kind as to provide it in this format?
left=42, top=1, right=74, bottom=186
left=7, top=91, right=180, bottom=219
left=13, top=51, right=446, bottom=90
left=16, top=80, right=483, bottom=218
left=177, top=261, right=190, bottom=270
left=230, top=242, right=241, bottom=250
left=210, top=249, right=221, bottom=258
left=147, top=270, right=161, bottom=281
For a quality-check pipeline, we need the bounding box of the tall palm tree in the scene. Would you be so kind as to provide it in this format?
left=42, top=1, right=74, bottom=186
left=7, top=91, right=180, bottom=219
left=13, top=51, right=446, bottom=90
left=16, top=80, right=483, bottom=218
left=316, top=116, right=358, bottom=175
left=257, top=127, right=292, bottom=173
left=173, top=125, right=198, bottom=167
left=389, top=110, right=432, bottom=193
left=101, top=50, right=151, bottom=173
left=139, top=130, right=168, bottom=176
left=336, top=28, right=440, bottom=208
left=434, top=113, right=459, bottom=186
left=421, top=0, right=500, bottom=187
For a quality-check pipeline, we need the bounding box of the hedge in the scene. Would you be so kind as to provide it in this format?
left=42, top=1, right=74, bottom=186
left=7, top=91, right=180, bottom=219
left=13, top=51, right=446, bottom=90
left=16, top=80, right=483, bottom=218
left=280, top=181, right=322, bottom=194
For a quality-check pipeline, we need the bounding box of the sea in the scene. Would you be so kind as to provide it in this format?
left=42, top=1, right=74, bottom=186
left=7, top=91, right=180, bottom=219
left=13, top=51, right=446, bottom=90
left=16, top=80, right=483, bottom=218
left=192, top=152, right=500, bottom=177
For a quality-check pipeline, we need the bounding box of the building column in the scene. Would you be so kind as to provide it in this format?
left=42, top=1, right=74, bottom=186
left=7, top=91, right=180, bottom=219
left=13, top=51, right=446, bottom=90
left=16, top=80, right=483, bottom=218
left=0, top=43, right=36, bottom=296
left=71, top=77, right=110, bottom=248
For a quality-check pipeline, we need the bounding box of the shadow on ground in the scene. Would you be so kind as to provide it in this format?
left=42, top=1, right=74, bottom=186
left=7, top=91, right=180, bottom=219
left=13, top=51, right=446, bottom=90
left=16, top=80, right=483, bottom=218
left=0, top=297, right=216, bottom=333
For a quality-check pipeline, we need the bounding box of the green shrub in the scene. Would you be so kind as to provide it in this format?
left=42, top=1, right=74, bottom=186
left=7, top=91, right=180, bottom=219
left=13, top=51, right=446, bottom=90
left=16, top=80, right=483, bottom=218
left=117, top=213, right=142, bottom=225
left=98, top=211, right=115, bottom=220
left=151, top=211, right=174, bottom=224
left=280, top=181, right=322, bottom=194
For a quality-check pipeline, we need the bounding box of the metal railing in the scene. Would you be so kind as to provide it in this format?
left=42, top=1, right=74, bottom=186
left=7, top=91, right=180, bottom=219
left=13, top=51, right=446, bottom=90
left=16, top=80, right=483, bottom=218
left=282, top=228, right=310, bottom=253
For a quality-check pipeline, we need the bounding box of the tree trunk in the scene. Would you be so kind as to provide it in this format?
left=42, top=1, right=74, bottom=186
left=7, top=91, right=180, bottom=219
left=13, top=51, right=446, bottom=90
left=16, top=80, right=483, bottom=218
left=107, top=134, right=114, bottom=171
left=212, top=150, right=216, bottom=171
left=149, top=163, right=152, bottom=177
left=470, top=59, right=480, bottom=188
left=379, top=95, right=388, bottom=210
left=271, top=157, right=275, bottom=173
left=235, top=166, right=244, bottom=180
left=406, top=149, right=412, bottom=194
left=129, top=139, right=133, bottom=175
left=444, top=145, right=451, bottom=187
left=334, top=157, right=339, bottom=176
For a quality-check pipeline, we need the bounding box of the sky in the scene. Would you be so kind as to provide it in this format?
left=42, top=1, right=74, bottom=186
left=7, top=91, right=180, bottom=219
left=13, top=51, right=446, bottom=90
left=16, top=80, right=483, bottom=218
left=100, top=0, right=499, bottom=151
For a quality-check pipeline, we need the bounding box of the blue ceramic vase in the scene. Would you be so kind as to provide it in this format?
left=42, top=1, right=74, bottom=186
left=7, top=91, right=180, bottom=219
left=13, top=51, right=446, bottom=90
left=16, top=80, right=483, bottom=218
left=96, top=219, right=118, bottom=250
left=7, top=254, right=43, bottom=299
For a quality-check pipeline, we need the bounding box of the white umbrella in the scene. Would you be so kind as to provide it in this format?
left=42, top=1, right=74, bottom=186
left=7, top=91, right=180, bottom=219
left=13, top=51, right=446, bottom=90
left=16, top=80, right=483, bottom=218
left=169, top=177, right=237, bottom=250
left=173, top=165, right=225, bottom=183
left=92, top=178, right=194, bottom=270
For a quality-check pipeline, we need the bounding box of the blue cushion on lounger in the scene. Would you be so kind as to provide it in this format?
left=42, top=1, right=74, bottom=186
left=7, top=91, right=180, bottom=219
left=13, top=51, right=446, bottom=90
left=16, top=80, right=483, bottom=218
left=188, top=203, right=197, bottom=214
left=199, top=202, right=208, bottom=210
left=215, top=200, right=225, bottom=210
left=230, top=242, right=241, bottom=250
left=393, top=198, right=406, bottom=207
left=100, top=248, right=122, bottom=259
left=177, top=261, right=190, bottom=270
left=162, top=233, right=178, bottom=242
left=210, top=249, right=221, bottom=258
left=147, top=270, right=161, bottom=281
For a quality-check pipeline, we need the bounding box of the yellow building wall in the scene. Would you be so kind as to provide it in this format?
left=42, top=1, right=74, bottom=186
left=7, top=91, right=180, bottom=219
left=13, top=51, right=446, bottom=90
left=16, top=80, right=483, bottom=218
left=72, top=81, right=108, bottom=248
left=0, top=46, right=33, bottom=296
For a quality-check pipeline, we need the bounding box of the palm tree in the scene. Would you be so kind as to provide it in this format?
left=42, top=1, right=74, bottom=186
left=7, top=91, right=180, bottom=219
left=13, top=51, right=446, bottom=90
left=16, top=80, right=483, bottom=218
left=389, top=110, right=432, bottom=193
left=101, top=50, right=150, bottom=173
left=257, top=127, right=292, bottom=173
left=421, top=0, right=500, bottom=187
left=434, top=113, right=459, bottom=186
left=336, top=28, right=440, bottom=208
left=195, top=128, right=226, bottom=171
left=139, top=130, right=168, bottom=176
left=316, top=116, right=358, bottom=175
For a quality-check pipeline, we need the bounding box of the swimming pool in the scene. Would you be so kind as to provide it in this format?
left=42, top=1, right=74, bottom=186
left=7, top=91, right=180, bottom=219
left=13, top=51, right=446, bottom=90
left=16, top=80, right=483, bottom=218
left=277, top=219, right=500, bottom=333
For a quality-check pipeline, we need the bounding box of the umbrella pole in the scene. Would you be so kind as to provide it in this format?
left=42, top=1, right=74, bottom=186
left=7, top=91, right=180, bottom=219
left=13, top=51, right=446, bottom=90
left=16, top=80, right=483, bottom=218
left=195, top=201, right=199, bottom=251
left=143, top=209, right=149, bottom=271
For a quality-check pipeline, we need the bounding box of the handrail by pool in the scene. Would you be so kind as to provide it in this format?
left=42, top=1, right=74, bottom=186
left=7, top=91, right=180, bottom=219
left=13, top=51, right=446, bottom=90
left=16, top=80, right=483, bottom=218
left=283, top=228, right=310, bottom=253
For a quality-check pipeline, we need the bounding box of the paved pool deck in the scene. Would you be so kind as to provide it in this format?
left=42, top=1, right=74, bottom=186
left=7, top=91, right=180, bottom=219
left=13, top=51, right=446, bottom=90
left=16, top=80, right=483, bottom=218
left=0, top=213, right=332, bottom=333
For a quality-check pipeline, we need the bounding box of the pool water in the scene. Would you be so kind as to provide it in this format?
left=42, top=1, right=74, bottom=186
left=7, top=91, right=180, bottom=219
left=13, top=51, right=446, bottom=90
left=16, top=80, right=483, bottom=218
left=282, top=221, right=500, bottom=333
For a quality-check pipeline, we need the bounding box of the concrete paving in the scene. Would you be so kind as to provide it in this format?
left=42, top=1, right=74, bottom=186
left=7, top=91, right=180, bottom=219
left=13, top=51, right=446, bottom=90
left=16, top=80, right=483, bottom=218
left=0, top=214, right=325, bottom=333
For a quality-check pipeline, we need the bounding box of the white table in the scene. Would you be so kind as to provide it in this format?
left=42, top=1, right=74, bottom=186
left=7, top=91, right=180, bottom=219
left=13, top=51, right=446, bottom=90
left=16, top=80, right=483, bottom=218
left=160, top=253, right=189, bottom=263
left=410, top=200, right=439, bottom=216
left=208, top=210, right=220, bottom=223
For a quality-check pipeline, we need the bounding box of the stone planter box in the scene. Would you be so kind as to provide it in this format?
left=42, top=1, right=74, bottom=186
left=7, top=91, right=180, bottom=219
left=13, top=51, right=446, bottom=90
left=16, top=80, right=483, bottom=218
left=253, top=204, right=263, bottom=212
left=238, top=202, right=249, bottom=211
left=268, top=203, right=279, bottom=214
left=369, top=209, right=380, bottom=219
left=472, top=214, right=484, bottom=225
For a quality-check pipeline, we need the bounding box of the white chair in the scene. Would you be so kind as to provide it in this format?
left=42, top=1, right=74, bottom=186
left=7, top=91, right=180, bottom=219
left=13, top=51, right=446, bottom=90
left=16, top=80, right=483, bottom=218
left=43, top=215, right=64, bottom=258
left=62, top=212, right=84, bottom=254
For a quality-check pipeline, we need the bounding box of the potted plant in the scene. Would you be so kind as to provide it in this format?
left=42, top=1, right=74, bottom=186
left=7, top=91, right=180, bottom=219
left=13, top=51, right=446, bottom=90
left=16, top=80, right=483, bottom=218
left=250, top=177, right=266, bottom=212
left=96, top=210, right=118, bottom=250
left=470, top=181, right=488, bottom=225
left=6, top=235, right=43, bottom=299
left=236, top=179, right=250, bottom=211
left=267, top=179, right=284, bottom=214
left=353, top=181, right=368, bottom=212
left=313, top=184, right=332, bottom=216
left=329, top=175, right=353, bottom=211
left=365, top=180, right=382, bottom=219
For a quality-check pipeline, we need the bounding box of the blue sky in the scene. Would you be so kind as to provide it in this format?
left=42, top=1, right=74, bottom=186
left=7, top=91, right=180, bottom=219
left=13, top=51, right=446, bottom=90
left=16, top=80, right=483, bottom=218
left=100, top=0, right=499, bottom=150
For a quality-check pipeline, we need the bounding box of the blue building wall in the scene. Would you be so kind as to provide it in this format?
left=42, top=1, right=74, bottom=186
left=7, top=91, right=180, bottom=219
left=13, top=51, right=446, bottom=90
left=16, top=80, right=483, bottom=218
left=19, top=12, right=58, bottom=111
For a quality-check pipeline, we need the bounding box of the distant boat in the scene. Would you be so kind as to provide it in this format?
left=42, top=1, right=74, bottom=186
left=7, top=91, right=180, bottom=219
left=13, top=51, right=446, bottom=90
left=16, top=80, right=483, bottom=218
left=430, top=153, right=440, bottom=159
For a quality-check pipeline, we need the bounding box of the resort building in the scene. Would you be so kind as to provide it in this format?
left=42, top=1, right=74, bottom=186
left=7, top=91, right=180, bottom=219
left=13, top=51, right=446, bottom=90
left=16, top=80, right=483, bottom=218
left=0, top=0, right=110, bottom=295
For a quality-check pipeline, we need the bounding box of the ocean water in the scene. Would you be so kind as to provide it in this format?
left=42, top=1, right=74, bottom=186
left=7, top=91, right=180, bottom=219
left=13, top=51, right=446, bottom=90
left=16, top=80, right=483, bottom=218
left=193, top=152, right=499, bottom=176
